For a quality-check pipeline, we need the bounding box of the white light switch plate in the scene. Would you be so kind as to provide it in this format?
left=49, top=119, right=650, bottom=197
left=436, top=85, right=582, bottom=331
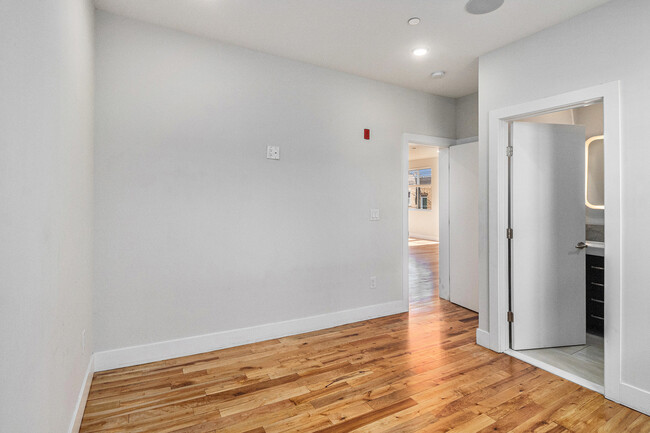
left=266, top=146, right=280, bottom=160
left=369, top=209, right=380, bottom=221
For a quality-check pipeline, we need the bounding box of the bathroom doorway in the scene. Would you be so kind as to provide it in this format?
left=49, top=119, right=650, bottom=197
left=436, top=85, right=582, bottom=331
left=507, top=102, right=605, bottom=390
left=487, top=82, right=622, bottom=402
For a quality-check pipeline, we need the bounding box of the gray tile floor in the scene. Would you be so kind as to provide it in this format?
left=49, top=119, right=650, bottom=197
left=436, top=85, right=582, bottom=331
left=517, top=333, right=604, bottom=386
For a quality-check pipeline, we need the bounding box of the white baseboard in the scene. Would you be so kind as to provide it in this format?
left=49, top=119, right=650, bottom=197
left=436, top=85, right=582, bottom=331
left=619, top=382, right=650, bottom=416
left=476, top=328, right=490, bottom=348
left=94, top=300, right=407, bottom=372
left=68, top=356, right=94, bottom=433
left=505, top=349, right=604, bottom=394
left=408, top=234, right=439, bottom=241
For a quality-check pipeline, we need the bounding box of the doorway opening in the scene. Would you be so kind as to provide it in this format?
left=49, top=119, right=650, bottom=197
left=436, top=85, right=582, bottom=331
left=488, top=82, right=621, bottom=401
left=408, top=144, right=441, bottom=304
left=508, top=102, right=605, bottom=390
left=402, top=133, right=479, bottom=315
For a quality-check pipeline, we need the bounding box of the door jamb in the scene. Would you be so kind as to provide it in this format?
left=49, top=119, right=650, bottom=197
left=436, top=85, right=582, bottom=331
left=402, top=134, right=455, bottom=310
left=487, top=82, right=621, bottom=401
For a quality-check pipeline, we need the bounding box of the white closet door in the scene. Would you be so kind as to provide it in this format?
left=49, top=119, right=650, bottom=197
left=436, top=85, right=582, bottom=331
left=449, top=141, right=479, bottom=312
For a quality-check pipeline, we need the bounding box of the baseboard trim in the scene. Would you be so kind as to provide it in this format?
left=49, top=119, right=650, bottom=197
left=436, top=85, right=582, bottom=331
left=68, top=356, right=94, bottom=433
left=505, top=349, right=604, bottom=394
left=94, top=300, right=407, bottom=372
left=408, top=234, right=439, bottom=242
left=619, top=382, right=650, bottom=416
left=476, top=328, right=490, bottom=348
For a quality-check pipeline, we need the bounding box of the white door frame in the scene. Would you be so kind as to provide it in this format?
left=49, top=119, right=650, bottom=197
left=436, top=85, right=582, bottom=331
left=487, top=82, right=621, bottom=401
left=402, top=133, right=455, bottom=309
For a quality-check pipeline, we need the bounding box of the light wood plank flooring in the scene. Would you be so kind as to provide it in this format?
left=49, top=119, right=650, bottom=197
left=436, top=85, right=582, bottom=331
left=80, top=241, right=649, bottom=432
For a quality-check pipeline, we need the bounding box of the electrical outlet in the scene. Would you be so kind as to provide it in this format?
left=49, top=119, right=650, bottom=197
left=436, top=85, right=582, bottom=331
left=81, top=329, right=86, bottom=354
left=370, top=276, right=377, bottom=289
left=369, top=209, right=380, bottom=221
left=266, top=146, right=280, bottom=160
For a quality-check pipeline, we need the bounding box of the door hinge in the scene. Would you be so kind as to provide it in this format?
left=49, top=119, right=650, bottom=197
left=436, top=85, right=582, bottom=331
left=506, top=228, right=513, bottom=239
left=507, top=311, right=514, bottom=323
left=506, top=146, right=513, bottom=157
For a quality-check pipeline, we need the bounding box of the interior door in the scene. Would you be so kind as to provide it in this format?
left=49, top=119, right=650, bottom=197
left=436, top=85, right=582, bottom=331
left=449, top=141, right=479, bottom=312
left=511, top=122, right=586, bottom=350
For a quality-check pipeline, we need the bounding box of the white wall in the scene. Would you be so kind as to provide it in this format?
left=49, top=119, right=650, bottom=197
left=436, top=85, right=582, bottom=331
left=93, top=11, right=456, bottom=355
left=479, top=0, right=650, bottom=410
left=408, top=157, right=439, bottom=240
left=0, top=1, right=94, bottom=431
left=455, top=92, right=479, bottom=140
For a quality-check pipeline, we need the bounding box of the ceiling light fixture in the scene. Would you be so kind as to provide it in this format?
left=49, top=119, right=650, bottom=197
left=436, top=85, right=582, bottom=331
left=431, top=71, right=446, bottom=79
left=412, top=47, right=429, bottom=56
left=465, top=0, right=504, bottom=15
left=407, top=17, right=421, bottom=26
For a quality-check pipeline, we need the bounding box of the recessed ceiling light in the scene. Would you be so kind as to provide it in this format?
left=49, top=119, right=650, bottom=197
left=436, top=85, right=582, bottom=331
left=431, top=71, right=446, bottom=79
left=465, top=0, right=504, bottom=15
left=407, top=17, right=421, bottom=26
left=412, top=47, right=429, bottom=56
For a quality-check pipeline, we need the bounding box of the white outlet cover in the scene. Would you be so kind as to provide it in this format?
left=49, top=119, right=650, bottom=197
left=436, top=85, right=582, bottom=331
left=266, top=146, right=280, bottom=160
left=369, top=209, right=380, bottom=221
left=370, top=276, right=377, bottom=289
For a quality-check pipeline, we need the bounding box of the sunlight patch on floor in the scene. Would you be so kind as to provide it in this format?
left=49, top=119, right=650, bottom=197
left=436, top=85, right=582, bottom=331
left=408, top=238, right=439, bottom=247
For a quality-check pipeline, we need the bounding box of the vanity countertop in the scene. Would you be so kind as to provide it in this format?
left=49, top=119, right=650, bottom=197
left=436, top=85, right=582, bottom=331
left=586, top=241, right=604, bottom=257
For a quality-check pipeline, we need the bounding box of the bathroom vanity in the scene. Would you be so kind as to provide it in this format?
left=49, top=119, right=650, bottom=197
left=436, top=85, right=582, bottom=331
left=586, top=249, right=604, bottom=335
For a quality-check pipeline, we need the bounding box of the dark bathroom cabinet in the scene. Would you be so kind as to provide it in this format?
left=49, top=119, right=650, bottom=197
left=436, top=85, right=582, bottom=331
left=586, top=254, right=604, bottom=335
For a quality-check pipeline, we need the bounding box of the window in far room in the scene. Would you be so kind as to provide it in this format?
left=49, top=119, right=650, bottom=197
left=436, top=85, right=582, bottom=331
left=408, top=168, right=432, bottom=210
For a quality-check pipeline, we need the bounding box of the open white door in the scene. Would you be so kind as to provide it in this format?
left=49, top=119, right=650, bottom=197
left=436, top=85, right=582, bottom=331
left=511, top=122, right=586, bottom=350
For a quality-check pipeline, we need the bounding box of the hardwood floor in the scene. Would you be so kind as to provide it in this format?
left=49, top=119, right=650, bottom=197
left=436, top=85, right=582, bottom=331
left=80, top=241, right=649, bottom=432
left=408, top=238, right=439, bottom=306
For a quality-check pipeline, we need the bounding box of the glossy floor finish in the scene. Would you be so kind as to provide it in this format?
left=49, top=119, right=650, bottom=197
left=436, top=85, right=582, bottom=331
left=80, top=242, right=650, bottom=432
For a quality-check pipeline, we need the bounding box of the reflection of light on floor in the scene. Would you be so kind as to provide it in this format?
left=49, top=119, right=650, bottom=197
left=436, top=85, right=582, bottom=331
left=408, top=238, right=439, bottom=247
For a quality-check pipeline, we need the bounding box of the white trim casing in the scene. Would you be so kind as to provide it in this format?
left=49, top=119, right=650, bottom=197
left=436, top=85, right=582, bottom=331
left=94, top=300, right=406, bottom=371
left=68, top=356, right=94, bottom=433
left=487, top=82, right=623, bottom=404
left=438, top=148, right=450, bottom=301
